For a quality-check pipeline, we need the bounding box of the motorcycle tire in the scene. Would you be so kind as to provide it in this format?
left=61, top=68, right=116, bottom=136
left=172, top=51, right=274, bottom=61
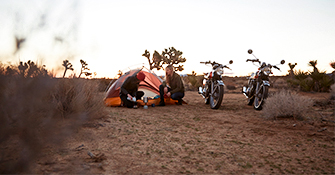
left=247, top=96, right=255, bottom=106
left=205, top=97, right=210, bottom=104
left=210, top=84, right=224, bottom=109
left=254, top=85, right=268, bottom=110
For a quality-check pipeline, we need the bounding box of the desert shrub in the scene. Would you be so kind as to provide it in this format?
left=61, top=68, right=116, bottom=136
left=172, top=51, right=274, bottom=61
left=52, top=78, right=105, bottom=118
left=330, top=84, right=335, bottom=100
left=226, top=84, right=236, bottom=90
left=287, top=69, right=334, bottom=92
left=273, top=78, right=287, bottom=89
left=299, top=77, right=314, bottom=92
left=0, top=63, right=106, bottom=173
left=185, top=75, right=203, bottom=91
left=262, top=90, right=313, bottom=120
left=188, top=75, right=203, bottom=87
left=294, top=70, right=309, bottom=80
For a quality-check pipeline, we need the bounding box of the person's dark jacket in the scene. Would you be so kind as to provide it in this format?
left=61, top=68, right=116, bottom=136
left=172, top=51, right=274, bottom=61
left=168, top=72, right=184, bottom=94
left=120, top=75, right=140, bottom=96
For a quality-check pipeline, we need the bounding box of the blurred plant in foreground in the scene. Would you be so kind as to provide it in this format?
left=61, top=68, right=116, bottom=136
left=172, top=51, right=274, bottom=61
left=0, top=61, right=105, bottom=173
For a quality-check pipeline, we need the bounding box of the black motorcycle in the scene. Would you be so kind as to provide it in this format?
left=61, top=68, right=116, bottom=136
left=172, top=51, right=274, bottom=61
left=242, top=49, right=285, bottom=110
left=198, top=60, right=233, bottom=109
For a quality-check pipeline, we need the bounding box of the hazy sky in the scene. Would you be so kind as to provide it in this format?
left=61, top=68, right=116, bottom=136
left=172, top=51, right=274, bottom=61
left=0, top=0, right=334, bottom=78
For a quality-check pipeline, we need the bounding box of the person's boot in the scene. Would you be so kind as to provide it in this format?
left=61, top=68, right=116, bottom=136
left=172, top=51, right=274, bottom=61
left=158, top=101, right=165, bottom=106
left=176, top=100, right=182, bottom=105
left=133, top=102, right=138, bottom=109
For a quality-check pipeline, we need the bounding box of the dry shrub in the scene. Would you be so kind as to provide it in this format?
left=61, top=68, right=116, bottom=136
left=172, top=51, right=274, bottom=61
left=0, top=75, right=106, bottom=173
left=273, top=78, right=287, bottom=89
left=262, top=90, right=313, bottom=120
left=330, top=84, right=335, bottom=100
left=184, top=75, right=203, bottom=91
left=52, top=78, right=105, bottom=118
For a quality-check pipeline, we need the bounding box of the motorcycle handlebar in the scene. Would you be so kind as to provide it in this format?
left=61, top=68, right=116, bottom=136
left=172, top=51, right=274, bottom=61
left=273, top=65, right=280, bottom=70
left=200, top=61, right=211, bottom=64
left=200, top=61, right=231, bottom=69
left=246, top=59, right=260, bottom=63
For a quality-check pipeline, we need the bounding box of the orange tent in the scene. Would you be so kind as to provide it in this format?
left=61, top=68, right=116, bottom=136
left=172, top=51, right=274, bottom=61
left=104, top=68, right=179, bottom=107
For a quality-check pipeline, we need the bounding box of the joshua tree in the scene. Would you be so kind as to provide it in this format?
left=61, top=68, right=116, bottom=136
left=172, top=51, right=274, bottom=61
left=142, top=47, right=186, bottom=71
left=288, top=63, right=297, bottom=78
left=308, top=60, right=319, bottom=73
left=161, top=47, right=186, bottom=71
left=78, top=59, right=91, bottom=78
left=62, top=60, right=74, bottom=78
left=330, top=61, right=335, bottom=82
left=26, top=60, right=39, bottom=78
left=14, top=36, right=26, bottom=54
left=142, top=50, right=164, bottom=70
left=18, top=61, right=28, bottom=77
left=117, top=70, right=123, bottom=78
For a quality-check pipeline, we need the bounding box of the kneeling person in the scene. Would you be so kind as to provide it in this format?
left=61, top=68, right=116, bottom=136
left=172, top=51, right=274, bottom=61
left=158, top=65, right=185, bottom=106
left=120, top=71, right=145, bottom=108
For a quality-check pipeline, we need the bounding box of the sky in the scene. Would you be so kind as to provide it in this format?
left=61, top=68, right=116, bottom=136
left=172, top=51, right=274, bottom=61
left=0, top=0, right=334, bottom=78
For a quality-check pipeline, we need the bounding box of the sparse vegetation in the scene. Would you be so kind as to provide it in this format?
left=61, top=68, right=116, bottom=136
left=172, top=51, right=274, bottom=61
left=78, top=59, right=92, bottom=78
left=0, top=61, right=106, bottom=173
left=288, top=63, right=297, bottom=78
left=186, top=72, right=203, bottom=91
left=287, top=61, right=334, bottom=92
left=142, top=47, right=186, bottom=71
left=262, top=90, right=313, bottom=120
left=62, top=60, right=74, bottom=78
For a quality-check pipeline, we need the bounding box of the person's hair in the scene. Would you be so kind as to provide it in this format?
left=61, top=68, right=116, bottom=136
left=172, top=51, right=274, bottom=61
left=165, top=65, right=174, bottom=85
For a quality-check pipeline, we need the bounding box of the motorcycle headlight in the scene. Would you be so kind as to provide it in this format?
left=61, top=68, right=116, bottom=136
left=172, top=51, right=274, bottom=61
left=263, top=67, right=271, bottom=75
left=217, top=68, right=224, bottom=75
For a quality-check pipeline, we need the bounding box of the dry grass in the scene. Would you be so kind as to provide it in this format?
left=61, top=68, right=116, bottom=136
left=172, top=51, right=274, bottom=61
left=0, top=70, right=106, bottom=173
left=262, top=90, right=313, bottom=120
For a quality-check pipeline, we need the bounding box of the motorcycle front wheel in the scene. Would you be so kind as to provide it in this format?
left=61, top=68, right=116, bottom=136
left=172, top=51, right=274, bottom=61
left=210, top=83, right=224, bottom=109
left=247, top=96, right=255, bottom=106
left=205, top=97, right=210, bottom=104
left=254, top=85, right=268, bottom=110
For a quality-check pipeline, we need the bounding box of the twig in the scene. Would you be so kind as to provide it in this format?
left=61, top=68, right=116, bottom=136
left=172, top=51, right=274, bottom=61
left=318, top=128, right=327, bottom=132
left=318, top=112, right=335, bottom=123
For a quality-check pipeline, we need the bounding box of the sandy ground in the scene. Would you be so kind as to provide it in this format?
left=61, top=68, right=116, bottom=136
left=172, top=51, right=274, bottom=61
left=33, top=91, right=334, bottom=174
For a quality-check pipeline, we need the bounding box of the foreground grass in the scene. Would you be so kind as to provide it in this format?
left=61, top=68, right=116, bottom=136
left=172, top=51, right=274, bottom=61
left=0, top=76, right=106, bottom=173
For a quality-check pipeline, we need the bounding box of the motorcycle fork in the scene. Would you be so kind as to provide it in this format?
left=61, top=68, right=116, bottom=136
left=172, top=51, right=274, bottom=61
left=255, top=82, right=261, bottom=96
left=210, top=80, right=214, bottom=96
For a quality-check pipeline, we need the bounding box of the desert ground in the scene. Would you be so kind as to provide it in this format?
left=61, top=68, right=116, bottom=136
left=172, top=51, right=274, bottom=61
left=30, top=90, right=334, bottom=174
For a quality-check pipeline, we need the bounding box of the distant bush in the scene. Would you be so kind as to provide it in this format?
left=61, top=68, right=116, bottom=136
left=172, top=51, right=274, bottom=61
left=184, top=75, right=203, bottom=91
left=272, top=78, right=287, bottom=89
left=0, top=62, right=106, bottom=173
left=331, top=84, right=335, bottom=100
left=287, top=69, right=333, bottom=92
left=262, top=90, right=313, bottom=120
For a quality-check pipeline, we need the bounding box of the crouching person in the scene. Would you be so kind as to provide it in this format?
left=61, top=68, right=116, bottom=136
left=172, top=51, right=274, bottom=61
left=158, top=65, right=185, bottom=106
left=120, top=71, right=146, bottom=108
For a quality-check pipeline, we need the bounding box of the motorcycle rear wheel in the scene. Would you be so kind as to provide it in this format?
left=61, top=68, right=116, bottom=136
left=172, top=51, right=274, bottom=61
left=254, top=85, right=268, bottom=110
left=210, top=84, right=224, bottom=109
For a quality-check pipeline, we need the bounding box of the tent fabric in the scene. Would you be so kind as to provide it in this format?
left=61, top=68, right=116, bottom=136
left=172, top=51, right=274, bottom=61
left=104, top=68, right=179, bottom=107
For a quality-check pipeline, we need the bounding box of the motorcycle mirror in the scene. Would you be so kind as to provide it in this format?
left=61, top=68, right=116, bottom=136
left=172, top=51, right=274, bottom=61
left=248, top=49, right=253, bottom=54
left=280, top=60, right=285, bottom=64
left=229, top=60, right=233, bottom=64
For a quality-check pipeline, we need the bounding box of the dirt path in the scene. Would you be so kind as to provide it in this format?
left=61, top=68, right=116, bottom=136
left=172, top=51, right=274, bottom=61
left=34, top=91, right=335, bottom=174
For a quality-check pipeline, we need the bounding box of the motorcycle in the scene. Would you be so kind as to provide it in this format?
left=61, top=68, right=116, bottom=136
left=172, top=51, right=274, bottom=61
left=242, top=49, right=285, bottom=110
left=198, top=60, right=233, bottom=109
